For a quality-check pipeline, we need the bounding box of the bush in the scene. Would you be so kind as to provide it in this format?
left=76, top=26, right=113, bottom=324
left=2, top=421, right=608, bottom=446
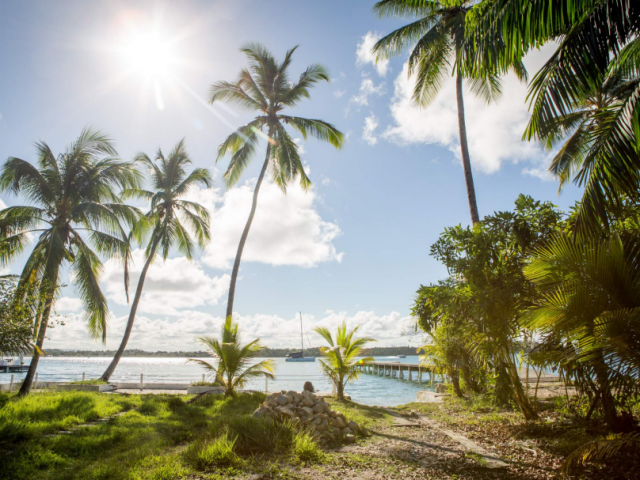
left=292, top=431, right=325, bottom=464
left=183, top=434, right=241, bottom=470
left=223, top=415, right=294, bottom=455
left=166, top=396, right=184, bottom=412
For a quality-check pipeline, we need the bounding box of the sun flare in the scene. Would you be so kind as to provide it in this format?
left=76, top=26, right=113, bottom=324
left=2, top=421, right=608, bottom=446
left=121, top=31, right=174, bottom=78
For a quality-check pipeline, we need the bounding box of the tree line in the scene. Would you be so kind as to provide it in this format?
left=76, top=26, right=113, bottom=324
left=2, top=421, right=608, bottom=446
left=41, top=346, right=418, bottom=358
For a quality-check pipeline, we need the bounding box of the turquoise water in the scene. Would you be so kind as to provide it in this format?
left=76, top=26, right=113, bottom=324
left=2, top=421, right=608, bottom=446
left=4, top=356, right=433, bottom=406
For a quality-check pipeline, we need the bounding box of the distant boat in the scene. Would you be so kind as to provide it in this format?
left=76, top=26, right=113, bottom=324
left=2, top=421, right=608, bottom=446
left=286, top=312, right=315, bottom=362
left=398, top=355, right=406, bottom=358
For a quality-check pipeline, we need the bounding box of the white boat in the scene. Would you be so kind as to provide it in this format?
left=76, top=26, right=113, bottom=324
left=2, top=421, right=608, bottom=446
left=285, top=312, right=315, bottom=362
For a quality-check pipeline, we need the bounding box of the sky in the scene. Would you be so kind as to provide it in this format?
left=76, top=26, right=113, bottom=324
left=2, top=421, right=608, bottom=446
left=0, top=1, right=583, bottom=352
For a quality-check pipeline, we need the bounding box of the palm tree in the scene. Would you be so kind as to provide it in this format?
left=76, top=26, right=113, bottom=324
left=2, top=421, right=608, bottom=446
left=463, top=0, right=640, bottom=230
left=524, top=232, right=640, bottom=432
left=0, top=129, right=140, bottom=395
left=524, top=51, right=640, bottom=230
left=189, top=316, right=275, bottom=396
left=373, top=0, right=511, bottom=225
left=314, top=322, right=375, bottom=400
left=210, top=43, right=344, bottom=320
left=100, top=141, right=212, bottom=382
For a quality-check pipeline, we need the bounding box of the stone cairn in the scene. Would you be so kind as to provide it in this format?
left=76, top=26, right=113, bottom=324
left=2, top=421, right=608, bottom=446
left=253, top=389, right=363, bottom=444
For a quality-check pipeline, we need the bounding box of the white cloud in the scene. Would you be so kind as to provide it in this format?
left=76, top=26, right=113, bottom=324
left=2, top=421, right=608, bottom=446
left=362, top=113, right=379, bottom=146
left=45, top=309, right=419, bottom=351
left=101, top=250, right=230, bottom=316
left=349, top=78, right=385, bottom=110
left=333, top=90, right=346, bottom=98
left=55, top=297, right=83, bottom=313
left=187, top=182, right=343, bottom=270
left=383, top=44, right=557, bottom=174
left=0, top=198, right=6, bottom=209
left=293, top=138, right=306, bottom=154
left=356, top=31, right=389, bottom=77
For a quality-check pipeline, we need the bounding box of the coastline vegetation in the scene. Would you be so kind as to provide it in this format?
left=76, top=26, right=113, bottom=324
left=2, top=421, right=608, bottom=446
left=0, top=0, right=639, bottom=477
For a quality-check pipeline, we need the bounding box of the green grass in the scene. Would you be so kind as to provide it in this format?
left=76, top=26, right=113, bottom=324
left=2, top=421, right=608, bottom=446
left=326, top=398, right=393, bottom=431
left=69, top=379, right=108, bottom=385
left=0, top=391, right=139, bottom=448
left=0, top=391, right=336, bottom=479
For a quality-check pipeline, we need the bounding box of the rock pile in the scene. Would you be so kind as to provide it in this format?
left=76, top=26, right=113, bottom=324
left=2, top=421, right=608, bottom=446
left=253, top=390, right=363, bottom=444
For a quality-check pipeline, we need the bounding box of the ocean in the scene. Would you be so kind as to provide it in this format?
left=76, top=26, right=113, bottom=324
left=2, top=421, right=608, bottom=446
left=3, top=355, right=433, bottom=406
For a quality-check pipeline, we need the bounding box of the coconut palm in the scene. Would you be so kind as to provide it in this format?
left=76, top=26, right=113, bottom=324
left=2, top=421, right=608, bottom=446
left=524, top=49, right=640, bottom=230
left=100, top=140, right=212, bottom=382
left=210, top=43, right=344, bottom=320
left=314, top=322, right=375, bottom=401
left=189, top=316, right=275, bottom=396
left=463, top=0, right=640, bottom=230
left=0, top=129, right=140, bottom=395
left=373, top=0, right=514, bottom=225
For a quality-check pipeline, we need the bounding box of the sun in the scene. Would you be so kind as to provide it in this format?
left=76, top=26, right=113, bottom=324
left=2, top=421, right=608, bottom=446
left=121, top=31, right=174, bottom=79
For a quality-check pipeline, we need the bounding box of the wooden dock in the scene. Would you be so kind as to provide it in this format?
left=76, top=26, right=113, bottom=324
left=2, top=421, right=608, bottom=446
left=0, top=364, right=29, bottom=373
left=359, top=361, right=560, bottom=384
left=358, top=361, right=436, bottom=384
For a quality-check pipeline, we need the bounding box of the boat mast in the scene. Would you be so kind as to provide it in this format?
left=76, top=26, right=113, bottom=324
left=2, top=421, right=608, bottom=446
left=300, top=311, right=304, bottom=355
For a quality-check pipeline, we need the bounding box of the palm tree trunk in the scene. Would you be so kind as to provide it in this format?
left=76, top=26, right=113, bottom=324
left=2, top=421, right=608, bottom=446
left=455, top=74, right=480, bottom=225
left=100, top=239, right=159, bottom=382
left=337, top=381, right=345, bottom=401
left=224, top=141, right=272, bottom=320
left=18, top=270, right=59, bottom=396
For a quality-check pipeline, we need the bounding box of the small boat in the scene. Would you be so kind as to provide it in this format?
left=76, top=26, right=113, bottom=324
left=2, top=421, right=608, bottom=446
left=398, top=355, right=406, bottom=358
left=286, top=312, right=315, bottom=362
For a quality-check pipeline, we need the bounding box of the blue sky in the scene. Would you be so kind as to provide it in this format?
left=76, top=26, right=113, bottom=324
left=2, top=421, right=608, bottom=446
left=0, top=1, right=582, bottom=351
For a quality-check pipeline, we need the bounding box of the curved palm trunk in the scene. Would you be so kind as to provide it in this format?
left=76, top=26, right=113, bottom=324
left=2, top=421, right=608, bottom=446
left=100, top=240, right=159, bottom=382
left=456, top=74, right=480, bottom=225
left=18, top=269, right=59, bottom=396
left=225, top=142, right=272, bottom=320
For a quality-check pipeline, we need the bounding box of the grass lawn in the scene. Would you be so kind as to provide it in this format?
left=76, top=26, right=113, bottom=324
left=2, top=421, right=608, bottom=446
left=0, top=391, right=390, bottom=480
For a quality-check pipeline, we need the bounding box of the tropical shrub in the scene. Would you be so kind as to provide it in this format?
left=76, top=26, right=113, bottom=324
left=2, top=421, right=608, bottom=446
left=189, top=316, right=274, bottom=396
left=314, top=321, right=375, bottom=400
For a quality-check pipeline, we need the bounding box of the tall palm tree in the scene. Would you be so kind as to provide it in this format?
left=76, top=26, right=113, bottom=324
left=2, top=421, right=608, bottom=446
left=0, top=129, right=140, bottom=395
left=100, top=141, right=212, bottom=382
left=373, top=0, right=512, bottom=225
left=314, top=322, right=375, bottom=400
left=210, top=43, right=344, bottom=320
left=189, top=316, right=275, bottom=396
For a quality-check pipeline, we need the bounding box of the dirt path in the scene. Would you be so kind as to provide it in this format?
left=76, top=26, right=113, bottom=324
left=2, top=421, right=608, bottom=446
left=287, top=413, right=557, bottom=479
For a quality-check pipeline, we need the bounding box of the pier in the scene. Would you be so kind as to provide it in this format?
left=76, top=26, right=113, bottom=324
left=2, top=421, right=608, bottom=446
left=358, top=361, right=437, bottom=384
left=0, top=364, right=29, bottom=373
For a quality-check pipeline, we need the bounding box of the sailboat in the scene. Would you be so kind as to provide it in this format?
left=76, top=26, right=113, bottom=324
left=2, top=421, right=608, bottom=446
left=285, top=312, right=315, bottom=362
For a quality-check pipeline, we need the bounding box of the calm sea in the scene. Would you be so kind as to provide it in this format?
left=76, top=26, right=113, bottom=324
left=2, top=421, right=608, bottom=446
left=4, top=356, right=432, bottom=406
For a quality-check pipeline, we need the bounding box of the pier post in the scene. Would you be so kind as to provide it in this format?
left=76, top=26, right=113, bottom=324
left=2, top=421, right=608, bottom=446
left=408, top=368, right=412, bottom=381
left=202, top=374, right=205, bottom=383
left=399, top=366, right=403, bottom=379
left=140, top=373, right=143, bottom=389
left=82, top=372, right=85, bottom=382
left=265, top=376, right=268, bottom=394
left=9, top=374, right=14, bottom=393
left=35, top=373, right=38, bottom=390
left=419, top=367, right=422, bottom=384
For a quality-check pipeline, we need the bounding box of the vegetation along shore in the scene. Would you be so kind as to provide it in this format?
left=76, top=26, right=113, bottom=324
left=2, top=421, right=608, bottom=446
left=2, top=0, right=640, bottom=478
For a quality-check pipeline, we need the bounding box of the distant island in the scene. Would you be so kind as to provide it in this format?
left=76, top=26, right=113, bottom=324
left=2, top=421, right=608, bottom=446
left=44, top=346, right=419, bottom=358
